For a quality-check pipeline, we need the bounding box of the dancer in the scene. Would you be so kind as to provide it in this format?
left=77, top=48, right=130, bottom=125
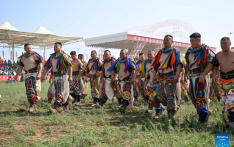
left=41, top=42, right=73, bottom=113
left=98, top=50, right=116, bottom=107
left=107, top=49, right=136, bottom=112
left=85, top=50, right=102, bottom=106
left=152, top=35, right=185, bottom=121
left=78, top=54, right=88, bottom=99
left=213, top=37, right=234, bottom=128
left=139, top=50, right=155, bottom=112
left=15, top=43, right=44, bottom=112
left=70, top=51, right=83, bottom=106
left=184, top=32, right=215, bottom=124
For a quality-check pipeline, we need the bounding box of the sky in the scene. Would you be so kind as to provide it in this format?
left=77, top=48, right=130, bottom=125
left=0, top=0, right=234, bottom=61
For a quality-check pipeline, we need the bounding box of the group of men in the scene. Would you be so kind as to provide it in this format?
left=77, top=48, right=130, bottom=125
left=13, top=32, right=234, bottom=127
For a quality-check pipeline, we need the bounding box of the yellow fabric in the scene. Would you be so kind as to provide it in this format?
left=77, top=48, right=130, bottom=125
left=82, top=61, right=87, bottom=70
left=139, top=61, right=146, bottom=77
left=181, top=54, right=187, bottom=65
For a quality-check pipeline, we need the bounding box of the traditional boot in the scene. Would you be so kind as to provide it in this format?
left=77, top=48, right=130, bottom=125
left=28, top=101, right=37, bottom=112
left=226, top=112, right=234, bottom=129
left=167, top=110, right=176, bottom=122
left=48, top=98, right=53, bottom=104
left=92, top=97, right=98, bottom=107
left=72, top=96, right=77, bottom=104
left=198, top=113, right=207, bottom=124
left=50, top=105, right=60, bottom=114
left=74, top=95, right=81, bottom=106
left=61, top=104, right=69, bottom=113
left=154, top=109, right=162, bottom=119
left=145, top=103, right=153, bottom=113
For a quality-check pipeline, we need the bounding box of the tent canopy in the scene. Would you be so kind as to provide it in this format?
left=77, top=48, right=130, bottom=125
left=0, top=21, right=83, bottom=61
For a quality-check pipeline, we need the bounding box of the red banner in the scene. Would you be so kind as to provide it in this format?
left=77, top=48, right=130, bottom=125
left=0, top=75, right=50, bottom=81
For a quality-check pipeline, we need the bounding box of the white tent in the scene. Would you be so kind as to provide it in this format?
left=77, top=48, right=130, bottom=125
left=0, top=21, right=83, bottom=61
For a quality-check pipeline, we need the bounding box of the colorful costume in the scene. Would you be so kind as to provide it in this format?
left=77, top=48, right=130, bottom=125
left=99, top=57, right=116, bottom=106
left=139, top=59, right=153, bottom=105
left=152, top=47, right=185, bottom=117
left=213, top=56, right=234, bottom=122
left=107, top=57, right=136, bottom=109
left=86, top=58, right=102, bottom=104
left=134, top=60, right=143, bottom=99
left=18, top=52, right=44, bottom=109
left=70, top=61, right=83, bottom=104
left=81, top=60, right=88, bottom=99
left=44, top=52, right=73, bottom=109
left=145, top=68, right=163, bottom=116
left=185, top=44, right=215, bottom=122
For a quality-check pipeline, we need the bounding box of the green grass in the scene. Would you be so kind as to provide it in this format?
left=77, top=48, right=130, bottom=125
left=0, top=81, right=233, bottom=146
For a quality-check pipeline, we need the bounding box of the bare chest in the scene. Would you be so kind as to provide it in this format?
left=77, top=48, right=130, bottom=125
left=104, top=61, right=111, bottom=70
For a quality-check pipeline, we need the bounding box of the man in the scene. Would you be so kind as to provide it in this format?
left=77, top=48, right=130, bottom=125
left=136, top=53, right=146, bottom=101
left=15, top=43, right=44, bottom=112
left=107, top=49, right=136, bottom=112
left=85, top=50, right=102, bottom=106
left=70, top=51, right=83, bottom=106
left=41, top=42, right=73, bottom=113
left=180, top=68, right=189, bottom=103
left=78, top=54, right=88, bottom=99
left=98, top=50, right=116, bottom=107
left=152, top=35, right=185, bottom=121
left=213, top=37, right=234, bottom=128
left=143, top=66, right=163, bottom=119
left=139, top=50, right=155, bottom=112
left=184, top=32, right=215, bottom=124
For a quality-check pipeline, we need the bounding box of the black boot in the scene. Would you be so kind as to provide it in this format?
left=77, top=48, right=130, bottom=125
left=134, top=96, right=138, bottom=101
left=48, top=98, right=53, bottom=104
left=74, top=95, right=81, bottom=106
left=227, top=112, right=234, bottom=129
left=92, top=97, right=98, bottom=106
left=198, top=113, right=207, bottom=123
left=154, top=109, right=161, bottom=119
left=144, top=96, right=149, bottom=105
left=145, top=103, right=153, bottom=113
left=72, top=97, right=77, bottom=104
left=28, top=101, right=36, bottom=112
left=117, top=98, right=122, bottom=106
left=120, top=100, right=129, bottom=113
left=99, top=97, right=107, bottom=107
left=167, top=110, right=176, bottom=121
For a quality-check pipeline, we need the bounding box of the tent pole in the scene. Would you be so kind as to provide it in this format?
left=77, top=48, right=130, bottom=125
left=44, top=46, right=45, bottom=59
left=12, top=44, right=14, bottom=63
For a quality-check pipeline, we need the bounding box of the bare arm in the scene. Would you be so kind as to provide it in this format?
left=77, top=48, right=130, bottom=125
left=41, top=68, right=49, bottom=80
left=68, top=66, right=72, bottom=82
left=199, top=63, right=213, bottom=83
left=174, top=64, right=182, bottom=83
left=130, top=70, right=136, bottom=84
left=36, top=63, right=43, bottom=80
left=213, top=66, right=218, bottom=82
left=15, top=66, right=23, bottom=81
left=184, top=63, right=190, bottom=78
left=200, top=63, right=213, bottom=77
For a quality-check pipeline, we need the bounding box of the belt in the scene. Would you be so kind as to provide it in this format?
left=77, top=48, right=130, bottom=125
left=53, top=72, right=66, bottom=77
left=118, top=75, right=131, bottom=82
left=25, top=66, right=38, bottom=74
left=159, top=71, right=176, bottom=77
left=72, top=71, right=79, bottom=75
left=89, top=74, right=97, bottom=78
left=190, top=68, right=201, bottom=74
left=220, top=70, right=234, bottom=80
left=104, top=75, right=111, bottom=78
left=25, top=70, right=38, bottom=74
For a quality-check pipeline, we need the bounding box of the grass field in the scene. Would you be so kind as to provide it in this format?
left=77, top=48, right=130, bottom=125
left=0, top=81, right=233, bottom=147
